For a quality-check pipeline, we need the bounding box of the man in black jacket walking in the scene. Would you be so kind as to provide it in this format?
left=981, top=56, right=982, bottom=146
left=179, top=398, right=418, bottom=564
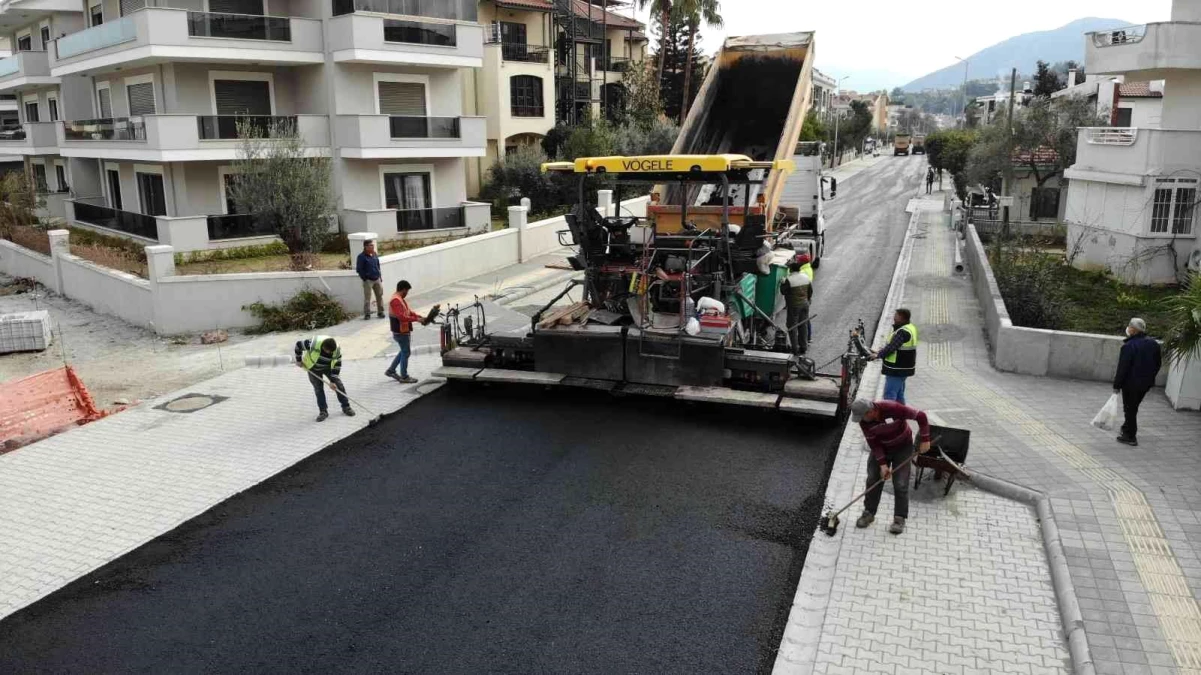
left=1113, top=317, right=1162, bottom=446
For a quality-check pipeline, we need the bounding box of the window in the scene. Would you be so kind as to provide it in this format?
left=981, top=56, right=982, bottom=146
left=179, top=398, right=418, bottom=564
left=1028, top=187, right=1060, bottom=221
left=377, top=80, right=426, bottom=116
left=54, top=164, right=68, bottom=193
left=40, top=25, right=50, bottom=49
left=31, top=164, right=47, bottom=192
left=213, top=79, right=272, bottom=115
left=16, top=34, right=31, bottom=51
left=1151, top=179, right=1197, bottom=235
left=47, top=97, right=58, bottom=122
left=126, top=80, right=156, bottom=116
left=96, top=84, right=112, bottom=118
left=136, top=171, right=166, bottom=216
left=500, top=21, right=526, bottom=44
left=23, top=99, right=39, bottom=123
left=90, top=4, right=103, bottom=26
left=382, top=171, right=431, bottom=211
left=510, top=75, right=543, bottom=117
left=106, top=169, right=123, bottom=210
left=1115, top=107, right=1133, bottom=127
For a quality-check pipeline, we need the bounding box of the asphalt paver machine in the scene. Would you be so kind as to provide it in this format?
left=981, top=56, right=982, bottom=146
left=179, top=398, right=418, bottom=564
left=435, top=154, right=871, bottom=418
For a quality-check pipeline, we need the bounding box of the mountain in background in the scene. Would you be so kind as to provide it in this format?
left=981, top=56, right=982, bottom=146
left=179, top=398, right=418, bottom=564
left=902, top=17, right=1131, bottom=91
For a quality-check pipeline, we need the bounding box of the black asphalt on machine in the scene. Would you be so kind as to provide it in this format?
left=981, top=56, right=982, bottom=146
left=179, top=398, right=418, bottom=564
left=433, top=154, right=873, bottom=419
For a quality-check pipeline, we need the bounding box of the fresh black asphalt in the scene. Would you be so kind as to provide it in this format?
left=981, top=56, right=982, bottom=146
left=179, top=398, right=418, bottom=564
left=0, top=157, right=921, bottom=674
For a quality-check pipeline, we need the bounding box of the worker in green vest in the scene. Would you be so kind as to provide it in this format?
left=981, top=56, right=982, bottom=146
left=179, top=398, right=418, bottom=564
left=872, top=308, right=918, bottom=405
left=295, top=335, right=355, bottom=422
left=780, top=260, right=813, bottom=355
left=796, top=252, right=816, bottom=343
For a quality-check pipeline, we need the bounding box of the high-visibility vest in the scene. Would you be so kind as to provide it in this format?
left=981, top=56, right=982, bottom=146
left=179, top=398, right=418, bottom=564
left=799, top=262, right=814, bottom=283
left=882, top=323, right=918, bottom=377
left=783, top=271, right=812, bottom=306
left=302, top=335, right=340, bottom=371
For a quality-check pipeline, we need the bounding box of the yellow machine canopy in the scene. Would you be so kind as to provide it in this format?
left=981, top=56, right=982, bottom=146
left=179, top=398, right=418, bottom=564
left=541, top=154, right=795, bottom=176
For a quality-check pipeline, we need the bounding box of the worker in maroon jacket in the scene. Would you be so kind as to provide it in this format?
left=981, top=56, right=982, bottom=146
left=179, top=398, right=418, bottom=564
left=848, top=398, right=932, bottom=535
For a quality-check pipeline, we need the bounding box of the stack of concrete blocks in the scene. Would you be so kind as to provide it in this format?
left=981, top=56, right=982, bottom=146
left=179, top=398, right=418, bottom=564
left=0, top=310, right=52, bottom=353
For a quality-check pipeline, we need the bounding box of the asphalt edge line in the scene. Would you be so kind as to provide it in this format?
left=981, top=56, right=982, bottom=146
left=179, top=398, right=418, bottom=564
left=770, top=189, right=922, bottom=674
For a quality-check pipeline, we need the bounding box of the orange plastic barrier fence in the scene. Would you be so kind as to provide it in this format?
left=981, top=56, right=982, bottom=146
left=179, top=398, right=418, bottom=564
left=1, top=366, right=108, bottom=451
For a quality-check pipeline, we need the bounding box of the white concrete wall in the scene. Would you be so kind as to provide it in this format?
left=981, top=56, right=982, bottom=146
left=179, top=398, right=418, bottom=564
left=964, top=224, right=1169, bottom=385
left=1118, top=97, right=1163, bottom=127
left=154, top=271, right=360, bottom=332
left=0, top=239, right=56, bottom=288
left=333, top=63, right=462, bottom=116
left=168, top=63, right=305, bottom=115
left=58, top=253, right=154, bottom=328
left=1063, top=178, right=1186, bottom=284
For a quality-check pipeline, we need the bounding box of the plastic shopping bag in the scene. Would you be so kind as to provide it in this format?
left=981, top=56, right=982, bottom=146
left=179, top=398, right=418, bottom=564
left=1091, top=393, right=1121, bottom=431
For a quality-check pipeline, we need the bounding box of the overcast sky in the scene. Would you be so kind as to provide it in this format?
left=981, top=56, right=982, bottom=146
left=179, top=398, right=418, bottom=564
left=619, top=0, right=1172, bottom=91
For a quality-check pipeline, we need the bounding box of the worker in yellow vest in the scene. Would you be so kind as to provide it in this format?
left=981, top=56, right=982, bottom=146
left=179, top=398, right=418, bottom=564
left=796, top=252, right=815, bottom=343
left=295, top=335, right=354, bottom=422
left=872, top=308, right=918, bottom=405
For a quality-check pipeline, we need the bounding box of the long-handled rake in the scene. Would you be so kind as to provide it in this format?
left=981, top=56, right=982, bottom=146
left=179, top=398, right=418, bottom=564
left=306, top=369, right=383, bottom=427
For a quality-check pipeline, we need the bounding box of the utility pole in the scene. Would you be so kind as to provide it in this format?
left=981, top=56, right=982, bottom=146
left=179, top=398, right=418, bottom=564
left=955, top=56, right=970, bottom=125
left=1003, top=67, right=1017, bottom=231
left=832, top=75, right=850, bottom=168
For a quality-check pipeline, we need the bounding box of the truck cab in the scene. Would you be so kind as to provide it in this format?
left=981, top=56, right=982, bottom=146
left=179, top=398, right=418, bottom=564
left=912, top=134, right=927, bottom=155
left=781, top=141, right=835, bottom=268
left=894, top=134, right=911, bottom=156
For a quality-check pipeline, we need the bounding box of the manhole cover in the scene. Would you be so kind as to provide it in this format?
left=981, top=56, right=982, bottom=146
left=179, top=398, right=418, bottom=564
left=155, top=393, right=228, bottom=414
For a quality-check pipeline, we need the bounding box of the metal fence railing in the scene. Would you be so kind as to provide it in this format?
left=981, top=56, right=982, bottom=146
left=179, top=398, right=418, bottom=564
left=388, top=116, right=460, bottom=139
left=500, top=43, right=549, bottom=63
left=1090, top=25, right=1147, bottom=47
left=62, top=117, right=146, bottom=141
left=72, top=200, right=159, bottom=240
left=1084, top=127, right=1139, bottom=146
left=382, top=18, right=456, bottom=46
left=197, top=115, right=297, bottom=140
left=396, top=205, right=463, bottom=232
left=186, top=11, right=292, bottom=41
left=332, top=0, right=476, bottom=21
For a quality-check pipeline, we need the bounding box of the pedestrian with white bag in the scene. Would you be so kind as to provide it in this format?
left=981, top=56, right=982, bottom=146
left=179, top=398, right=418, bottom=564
left=1092, top=318, right=1162, bottom=446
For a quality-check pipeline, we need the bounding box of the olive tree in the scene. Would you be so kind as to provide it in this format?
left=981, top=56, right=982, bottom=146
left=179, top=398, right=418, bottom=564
left=228, top=119, right=334, bottom=255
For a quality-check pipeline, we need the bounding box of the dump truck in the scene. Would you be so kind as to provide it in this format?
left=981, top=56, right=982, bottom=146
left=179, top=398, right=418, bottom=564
left=893, top=133, right=911, bottom=156
left=434, top=33, right=869, bottom=418
left=912, top=134, right=926, bottom=155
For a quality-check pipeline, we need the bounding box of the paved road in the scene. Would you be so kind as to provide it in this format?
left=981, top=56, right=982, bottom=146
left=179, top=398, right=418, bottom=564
left=785, top=154, right=926, bottom=369
left=0, top=158, right=922, bottom=675
left=0, top=386, right=839, bottom=674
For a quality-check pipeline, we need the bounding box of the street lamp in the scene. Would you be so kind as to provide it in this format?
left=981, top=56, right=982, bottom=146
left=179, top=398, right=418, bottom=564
left=954, top=56, right=970, bottom=125
left=832, top=74, right=850, bottom=167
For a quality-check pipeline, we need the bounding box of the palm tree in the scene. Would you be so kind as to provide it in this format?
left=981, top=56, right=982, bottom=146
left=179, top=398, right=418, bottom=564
left=636, top=0, right=673, bottom=91
left=677, top=0, right=721, bottom=119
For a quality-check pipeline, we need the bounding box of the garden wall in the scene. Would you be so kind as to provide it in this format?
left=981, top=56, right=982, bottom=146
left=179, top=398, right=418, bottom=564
left=964, top=224, right=1168, bottom=386
left=0, top=240, right=56, bottom=289
left=58, top=254, right=154, bottom=329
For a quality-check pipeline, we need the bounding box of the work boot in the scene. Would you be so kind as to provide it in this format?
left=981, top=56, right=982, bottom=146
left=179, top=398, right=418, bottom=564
left=342, top=406, right=356, bottom=417
left=398, top=376, right=418, bottom=384
left=377, top=312, right=385, bottom=319
left=385, top=370, right=402, bottom=382
left=315, top=410, right=328, bottom=423
left=855, top=512, right=874, bottom=529
left=889, top=517, right=906, bottom=535
left=363, top=314, right=371, bottom=321
left=1116, top=435, right=1138, bottom=447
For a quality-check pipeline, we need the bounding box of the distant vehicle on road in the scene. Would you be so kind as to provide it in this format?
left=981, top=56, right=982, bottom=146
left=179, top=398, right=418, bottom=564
left=894, top=134, right=911, bottom=156
left=912, top=134, right=926, bottom=155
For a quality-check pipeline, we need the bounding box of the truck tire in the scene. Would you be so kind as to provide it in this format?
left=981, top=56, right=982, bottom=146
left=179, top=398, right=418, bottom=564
left=812, top=234, right=825, bottom=268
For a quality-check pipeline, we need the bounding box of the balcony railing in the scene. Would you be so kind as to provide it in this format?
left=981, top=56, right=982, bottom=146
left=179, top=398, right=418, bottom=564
left=0, top=55, right=19, bottom=77
left=197, top=115, right=298, bottom=140
left=207, top=213, right=276, bottom=240
left=55, top=16, right=138, bottom=60
left=0, top=125, right=26, bottom=141
left=511, top=105, right=544, bottom=118
left=73, top=201, right=159, bottom=240
left=187, top=11, right=292, bottom=41
left=382, top=18, right=456, bottom=46
left=1091, top=25, right=1147, bottom=47
left=388, top=116, right=460, bottom=139
left=499, top=43, right=549, bottom=63
left=1085, top=127, right=1139, bottom=146
left=63, top=117, right=147, bottom=141
left=396, top=205, right=463, bottom=231
left=331, top=0, right=476, bottom=21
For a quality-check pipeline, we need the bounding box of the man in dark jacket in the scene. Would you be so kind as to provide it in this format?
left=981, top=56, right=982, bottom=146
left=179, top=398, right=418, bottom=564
left=296, top=336, right=354, bottom=422
left=1113, top=317, right=1162, bottom=446
left=356, top=240, right=384, bottom=320
left=849, top=398, right=932, bottom=535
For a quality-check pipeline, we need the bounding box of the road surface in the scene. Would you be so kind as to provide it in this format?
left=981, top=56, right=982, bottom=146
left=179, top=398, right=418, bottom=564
left=0, top=157, right=923, bottom=675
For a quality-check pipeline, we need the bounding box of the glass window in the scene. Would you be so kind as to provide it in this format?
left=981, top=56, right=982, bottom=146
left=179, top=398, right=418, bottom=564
left=48, top=98, right=58, bottom=122
left=31, top=164, right=47, bottom=191
left=1151, top=180, right=1198, bottom=235
left=382, top=171, right=430, bottom=211
left=40, top=26, right=50, bottom=48
left=23, top=101, right=38, bottom=123
left=510, top=75, right=543, bottom=118
left=1172, top=187, right=1196, bottom=235
left=90, top=4, right=104, bottom=26
left=1114, top=108, right=1132, bottom=127
left=16, top=35, right=31, bottom=51
left=54, top=165, right=68, bottom=192
left=136, top=172, right=166, bottom=216
left=106, top=169, right=123, bottom=210
left=1151, top=188, right=1172, bottom=234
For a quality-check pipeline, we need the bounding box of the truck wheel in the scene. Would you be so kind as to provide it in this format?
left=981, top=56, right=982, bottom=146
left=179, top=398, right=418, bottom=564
left=812, top=234, right=824, bottom=268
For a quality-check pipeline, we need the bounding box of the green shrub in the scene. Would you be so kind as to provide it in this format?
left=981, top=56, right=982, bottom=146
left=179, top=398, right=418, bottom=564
left=243, top=289, right=350, bottom=334
left=989, top=241, right=1066, bottom=330
left=613, top=116, right=680, bottom=157
left=67, top=226, right=147, bottom=261
left=174, top=240, right=290, bottom=265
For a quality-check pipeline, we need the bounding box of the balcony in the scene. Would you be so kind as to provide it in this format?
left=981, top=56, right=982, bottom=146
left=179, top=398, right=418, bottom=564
left=335, top=114, right=484, bottom=158
left=331, top=0, right=477, bottom=21
left=1067, top=127, right=1201, bottom=184
left=70, top=199, right=160, bottom=241
left=50, top=8, right=324, bottom=77
left=58, top=114, right=330, bottom=161
left=0, top=122, right=59, bottom=154
left=0, top=51, right=58, bottom=92
left=327, top=12, right=483, bottom=68
left=1086, top=22, right=1201, bottom=76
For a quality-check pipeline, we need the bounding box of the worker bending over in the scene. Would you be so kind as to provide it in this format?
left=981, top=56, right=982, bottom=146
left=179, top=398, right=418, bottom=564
left=849, top=398, right=932, bottom=535
left=780, top=260, right=812, bottom=355
left=296, top=336, right=354, bottom=422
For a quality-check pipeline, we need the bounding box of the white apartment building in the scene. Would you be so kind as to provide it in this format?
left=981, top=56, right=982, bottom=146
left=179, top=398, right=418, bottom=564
left=0, top=0, right=489, bottom=248
left=1063, top=0, right=1201, bottom=285
left=810, top=67, right=834, bottom=123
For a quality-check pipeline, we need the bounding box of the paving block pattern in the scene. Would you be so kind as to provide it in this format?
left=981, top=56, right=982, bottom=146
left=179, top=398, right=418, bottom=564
left=0, top=354, right=442, bottom=620
left=813, top=481, right=1071, bottom=675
